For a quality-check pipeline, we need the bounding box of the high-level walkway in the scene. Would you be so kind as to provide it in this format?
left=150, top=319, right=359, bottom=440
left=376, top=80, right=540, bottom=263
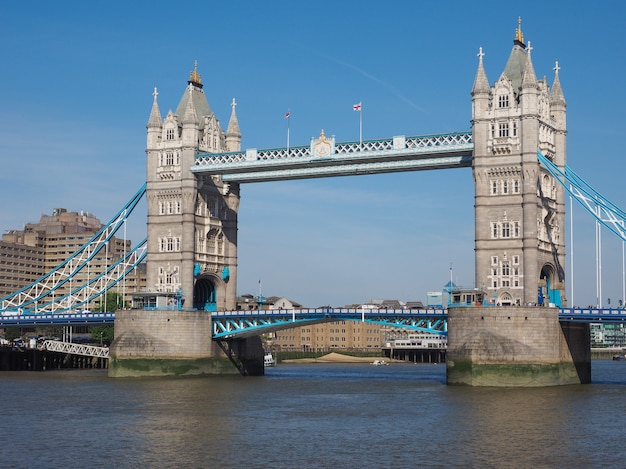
left=192, top=131, right=473, bottom=182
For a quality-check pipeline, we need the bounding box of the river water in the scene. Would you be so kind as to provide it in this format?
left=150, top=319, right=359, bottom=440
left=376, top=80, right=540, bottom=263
left=2, top=361, right=626, bottom=468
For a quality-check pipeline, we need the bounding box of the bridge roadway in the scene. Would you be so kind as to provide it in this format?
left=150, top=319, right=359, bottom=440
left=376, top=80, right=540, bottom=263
left=1, top=308, right=624, bottom=336
left=0, top=312, right=115, bottom=327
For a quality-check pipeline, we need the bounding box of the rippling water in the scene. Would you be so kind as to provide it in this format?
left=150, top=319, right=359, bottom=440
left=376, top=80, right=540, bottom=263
left=2, top=361, right=626, bottom=468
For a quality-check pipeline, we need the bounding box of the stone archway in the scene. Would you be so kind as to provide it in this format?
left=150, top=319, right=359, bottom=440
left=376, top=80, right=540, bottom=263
left=498, top=292, right=513, bottom=306
left=540, top=264, right=562, bottom=307
left=193, top=276, right=217, bottom=311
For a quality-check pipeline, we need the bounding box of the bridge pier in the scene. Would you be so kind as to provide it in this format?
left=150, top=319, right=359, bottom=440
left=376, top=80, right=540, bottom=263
left=109, top=310, right=264, bottom=377
left=446, top=306, right=590, bottom=386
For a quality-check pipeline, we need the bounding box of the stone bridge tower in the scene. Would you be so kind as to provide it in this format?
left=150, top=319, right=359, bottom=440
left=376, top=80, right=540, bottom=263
left=471, top=19, right=567, bottom=307
left=446, top=20, right=588, bottom=387
left=145, top=63, right=241, bottom=311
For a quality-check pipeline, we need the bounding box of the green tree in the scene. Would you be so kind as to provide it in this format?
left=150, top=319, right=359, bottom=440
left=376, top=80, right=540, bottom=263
left=97, top=291, right=125, bottom=312
left=35, top=326, right=64, bottom=339
left=4, top=327, right=21, bottom=342
left=89, top=325, right=114, bottom=346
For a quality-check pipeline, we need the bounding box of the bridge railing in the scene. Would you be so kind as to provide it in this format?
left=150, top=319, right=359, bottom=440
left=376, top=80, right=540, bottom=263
left=0, top=311, right=115, bottom=327
left=194, top=132, right=473, bottom=168
left=211, top=307, right=448, bottom=318
left=560, top=307, right=626, bottom=321
left=42, top=340, right=110, bottom=358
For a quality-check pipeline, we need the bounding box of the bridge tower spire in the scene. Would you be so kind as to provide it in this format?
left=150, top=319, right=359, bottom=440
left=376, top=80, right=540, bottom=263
left=226, top=98, right=242, bottom=151
left=144, top=62, right=240, bottom=312
left=471, top=19, right=567, bottom=307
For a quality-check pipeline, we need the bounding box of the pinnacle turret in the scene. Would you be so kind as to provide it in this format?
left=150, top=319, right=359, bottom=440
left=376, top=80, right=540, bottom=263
left=550, top=61, right=566, bottom=106
left=182, top=87, right=198, bottom=126
left=471, top=47, right=490, bottom=95
left=147, top=87, right=162, bottom=128
left=226, top=98, right=242, bottom=152
left=521, top=41, right=538, bottom=88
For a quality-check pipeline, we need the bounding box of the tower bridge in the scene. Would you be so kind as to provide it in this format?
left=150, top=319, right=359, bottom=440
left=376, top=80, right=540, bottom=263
left=3, top=20, right=626, bottom=385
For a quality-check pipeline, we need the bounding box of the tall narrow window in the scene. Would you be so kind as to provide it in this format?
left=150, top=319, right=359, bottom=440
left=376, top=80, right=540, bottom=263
left=207, top=198, right=218, bottom=217
left=502, top=222, right=510, bottom=238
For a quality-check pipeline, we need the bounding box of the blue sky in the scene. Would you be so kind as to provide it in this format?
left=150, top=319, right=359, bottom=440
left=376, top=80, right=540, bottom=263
left=1, top=1, right=625, bottom=308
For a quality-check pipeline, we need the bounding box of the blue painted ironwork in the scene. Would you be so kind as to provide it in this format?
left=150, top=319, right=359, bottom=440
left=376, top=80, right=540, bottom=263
left=0, top=184, right=147, bottom=314
left=538, top=151, right=626, bottom=242
left=192, top=132, right=473, bottom=182
left=211, top=308, right=449, bottom=339
left=559, top=307, right=626, bottom=322
left=1, top=307, right=624, bottom=330
left=0, top=312, right=115, bottom=327
left=211, top=307, right=626, bottom=339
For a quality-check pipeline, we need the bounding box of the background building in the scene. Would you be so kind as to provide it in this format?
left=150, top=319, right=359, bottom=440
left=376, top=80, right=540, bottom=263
left=256, top=297, right=426, bottom=351
left=0, top=241, right=44, bottom=298
left=0, top=208, right=146, bottom=309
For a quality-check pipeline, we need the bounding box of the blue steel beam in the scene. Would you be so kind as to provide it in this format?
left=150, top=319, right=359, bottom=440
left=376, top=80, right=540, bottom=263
left=211, top=308, right=449, bottom=339
left=559, top=307, right=626, bottom=322
left=0, top=184, right=147, bottom=312
left=0, top=307, right=624, bottom=329
left=538, top=151, right=626, bottom=242
left=211, top=307, right=626, bottom=339
left=0, top=312, right=115, bottom=327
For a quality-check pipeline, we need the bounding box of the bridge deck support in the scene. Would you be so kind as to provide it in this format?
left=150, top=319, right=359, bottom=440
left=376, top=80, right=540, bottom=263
left=109, top=310, right=264, bottom=377
left=446, top=306, right=590, bottom=386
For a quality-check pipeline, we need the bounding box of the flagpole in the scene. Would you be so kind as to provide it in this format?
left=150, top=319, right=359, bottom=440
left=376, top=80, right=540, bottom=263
left=286, top=109, right=291, bottom=152
left=353, top=101, right=362, bottom=150
left=359, top=103, right=362, bottom=149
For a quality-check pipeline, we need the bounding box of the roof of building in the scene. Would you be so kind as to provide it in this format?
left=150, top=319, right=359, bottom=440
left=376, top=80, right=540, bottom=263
left=175, top=62, right=213, bottom=126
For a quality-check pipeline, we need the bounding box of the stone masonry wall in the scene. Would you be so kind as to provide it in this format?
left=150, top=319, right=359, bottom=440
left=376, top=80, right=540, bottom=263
left=447, top=306, right=590, bottom=386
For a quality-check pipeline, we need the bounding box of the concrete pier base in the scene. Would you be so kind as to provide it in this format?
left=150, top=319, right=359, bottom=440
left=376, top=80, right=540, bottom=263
left=109, top=310, right=264, bottom=378
left=446, top=306, right=590, bottom=387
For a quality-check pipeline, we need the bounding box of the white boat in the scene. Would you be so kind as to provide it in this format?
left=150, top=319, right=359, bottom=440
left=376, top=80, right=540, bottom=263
left=384, top=333, right=447, bottom=350
left=264, top=352, right=276, bottom=367
left=371, top=359, right=388, bottom=366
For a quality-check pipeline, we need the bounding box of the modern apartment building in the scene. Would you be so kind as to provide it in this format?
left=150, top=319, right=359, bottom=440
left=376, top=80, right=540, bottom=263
left=1, top=208, right=146, bottom=309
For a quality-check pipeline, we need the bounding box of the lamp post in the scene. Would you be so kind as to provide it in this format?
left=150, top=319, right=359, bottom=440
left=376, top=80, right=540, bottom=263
left=100, top=331, right=103, bottom=346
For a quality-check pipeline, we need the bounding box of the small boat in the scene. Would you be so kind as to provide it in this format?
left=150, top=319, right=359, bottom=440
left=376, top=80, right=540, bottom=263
left=264, top=352, right=276, bottom=367
left=613, top=355, right=625, bottom=361
left=371, top=359, right=388, bottom=366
